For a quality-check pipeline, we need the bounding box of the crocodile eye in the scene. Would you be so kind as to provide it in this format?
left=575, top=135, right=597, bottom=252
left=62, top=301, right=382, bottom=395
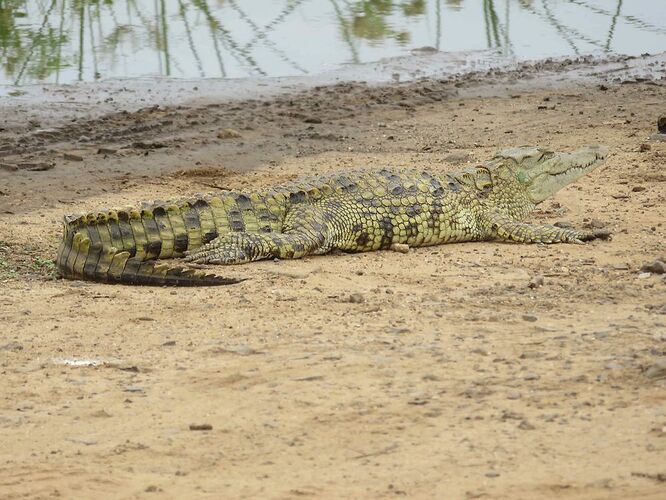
left=538, top=151, right=555, bottom=161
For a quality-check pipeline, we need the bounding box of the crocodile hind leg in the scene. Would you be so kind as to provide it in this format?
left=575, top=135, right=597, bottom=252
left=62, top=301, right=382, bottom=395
left=484, top=211, right=612, bottom=244
left=183, top=205, right=331, bottom=265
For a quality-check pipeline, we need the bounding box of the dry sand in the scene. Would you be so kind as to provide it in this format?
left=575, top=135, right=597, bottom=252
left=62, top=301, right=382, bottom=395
left=1, top=57, right=665, bottom=499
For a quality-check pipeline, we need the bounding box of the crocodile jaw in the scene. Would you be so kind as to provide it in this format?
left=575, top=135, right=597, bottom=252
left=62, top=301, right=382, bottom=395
left=498, top=146, right=608, bottom=204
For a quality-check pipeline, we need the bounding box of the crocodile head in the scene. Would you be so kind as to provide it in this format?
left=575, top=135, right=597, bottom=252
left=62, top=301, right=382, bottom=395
left=495, top=146, right=608, bottom=204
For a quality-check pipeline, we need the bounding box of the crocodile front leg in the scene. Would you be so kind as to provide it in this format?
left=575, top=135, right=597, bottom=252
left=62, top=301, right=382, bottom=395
left=483, top=211, right=611, bottom=244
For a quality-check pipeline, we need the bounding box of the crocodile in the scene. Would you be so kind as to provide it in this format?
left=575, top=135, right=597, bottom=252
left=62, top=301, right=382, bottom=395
left=56, top=146, right=610, bottom=286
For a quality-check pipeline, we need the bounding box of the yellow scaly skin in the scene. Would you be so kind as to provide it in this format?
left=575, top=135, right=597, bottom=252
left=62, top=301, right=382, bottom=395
left=56, top=146, right=610, bottom=286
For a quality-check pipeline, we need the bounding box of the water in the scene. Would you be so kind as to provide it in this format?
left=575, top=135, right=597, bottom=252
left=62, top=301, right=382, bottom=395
left=1, top=0, right=665, bottom=86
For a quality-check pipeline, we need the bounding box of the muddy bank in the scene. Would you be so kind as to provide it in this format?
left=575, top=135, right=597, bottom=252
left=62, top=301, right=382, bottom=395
left=0, top=57, right=665, bottom=499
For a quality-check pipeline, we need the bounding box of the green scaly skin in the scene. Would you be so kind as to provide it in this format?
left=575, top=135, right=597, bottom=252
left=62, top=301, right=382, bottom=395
left=56, top=146, right=610, bottom=286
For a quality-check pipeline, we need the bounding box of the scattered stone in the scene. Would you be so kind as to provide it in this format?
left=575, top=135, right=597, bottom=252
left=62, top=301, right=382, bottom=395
left=229, top=345, right=255, bottom=356
left=303, top=116, right=322, bottom=124
left=145, top=485, right=161, bottom=492
left=506, top=392, right=521, bottom=400
left=63, top=152, right=83, bottom=161
left=123, top=386, right=145, bottom=393
left=586, top=218, right=606, bottom=229
left=0, top=341, right=23, bottom=351
left=638, top=143, right=651, bottom=152
left=658, top=115, right=666, bottom=134
left=217, top=129, right=241, bottom=139
left=407, top=393, right=430, bottom=405
left=641, top=260, right=666, bottom=274
left=528, top=275, right=544, bottom=289
left=390, top=243, right=410, bottom=254
left=612, top=263, right=630, bottom=271
left=644, top=359, right=666, bottom=380
left=554, top=220, right=572, bottom=228
left=32, top=128, right=59, bottom=138
left=66, top=437, right=97, bottom=446
left=294, top=375, right=324, bottom=382
left=443, top=152, right=471, bottom=165
left=632, top=185, right=646, bottom=192
left=485, top=471, right=500, bottom=478
left=162, top=340, right=176, bottom=347
left=78, top=135, right=91, bottom=142
left=189, top=423, right=213, bottom=431
left=524, top=372, right=540, bottom=381
left=631, top=471, right=666, bottom=483
left=522, top=314, right=538, bottom=322
left=518, top=419, right=536, bottom=430
left=0, top=162, right=18, bottom=172
left=97, top=147, right=117, bottom=155
left=346, top=293, right=365, bottom=304
left=638, top=272, right=653, bottom=279
left=18, top=162, right=54, bottom=171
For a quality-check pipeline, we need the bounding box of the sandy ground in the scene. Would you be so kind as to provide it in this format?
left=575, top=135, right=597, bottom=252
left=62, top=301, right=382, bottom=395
left=1, top=58, right=665, bottom=499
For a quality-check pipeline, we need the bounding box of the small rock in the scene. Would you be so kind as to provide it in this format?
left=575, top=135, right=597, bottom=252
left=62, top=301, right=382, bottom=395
left=612, top=263, right=630, bottom=271
left=638, top=143, right=651, bottom=152
left=658, top=115, right=666, bottom=134
left=554, top=220, right=573, bottom=229
left=0, top=162, right=18, bottom=172
left=586, top=219, right=606, bottom=229
left=123, top=386, right=144, bottom=393
left=644, top=359, right=666, bottom=380
left=518, top=419, right=536, bottom=430
left=63, top=152, right=83, bottom=161
left=162, top=340, right=176, bottom=347
left=390, top=243, right=410, bottom=254
left=528, top=275, right=544, bottom=289
left=0, top=341, right=23, bottom=351
left=506, top=392, right=521, bottom=400
left=522, top=314, right=538, bottom=322
left=638, top=272, right=653, bottom=279
left=471, top=347, right=488, bottom=356
left=303, top=116, right=322, bottom=124
left=408, top=393, right=430, bottom=405
left=632, top=185, right=646, bottom=192
left=97, top=147, right=117, bottom=155
left=230, top=345, right=255, bottom=356
left=524, top=372, right=540, bottom=381
left=189, top=423, right=213, bottom=431
left=18, top=162, right=54, bottom=171
left=485, top=471, right=500, bottom=478
left=346, top=293, right=365, bottom=304
left=641, top=260, right=666, bottom=274
left=443, top=152, right=471, bottom=165
left=217, top=129, right=242, bottom=139
left=66, top=437, right=97, bottom=446
left=78, top=135, right=91, bottom=142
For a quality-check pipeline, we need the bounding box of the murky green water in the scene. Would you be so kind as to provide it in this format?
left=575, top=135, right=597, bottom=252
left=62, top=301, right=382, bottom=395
left=1, top=0, right=665, bottom=85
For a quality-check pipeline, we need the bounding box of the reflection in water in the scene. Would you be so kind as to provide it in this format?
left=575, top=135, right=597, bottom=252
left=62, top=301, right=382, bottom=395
left=0, top=0, right=664, bottom=85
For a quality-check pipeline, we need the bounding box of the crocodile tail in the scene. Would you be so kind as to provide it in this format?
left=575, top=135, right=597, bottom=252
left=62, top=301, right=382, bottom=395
left=56, top=199, right=242, bottom=286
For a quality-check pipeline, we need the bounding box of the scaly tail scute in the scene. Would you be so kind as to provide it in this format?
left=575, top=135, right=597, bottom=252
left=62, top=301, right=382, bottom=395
left=56, top=204, right=243, bottom=286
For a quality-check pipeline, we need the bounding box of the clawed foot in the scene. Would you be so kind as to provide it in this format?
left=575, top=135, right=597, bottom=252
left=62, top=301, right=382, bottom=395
left=183, top=233, right=259, bottom=265
left=575, top=228, right=612, bottom=243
